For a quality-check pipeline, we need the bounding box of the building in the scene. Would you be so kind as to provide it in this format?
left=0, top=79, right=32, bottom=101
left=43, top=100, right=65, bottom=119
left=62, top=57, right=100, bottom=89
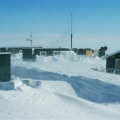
left=99, top=46, right=107, bottom=57
left=22, top=48, right=36, bottom=61
left=0, top=47, right=7, bottom=52
left=34, top=47, right=71, bottom=56
left=77, top=48, right=92, bottom=56
left=0, top=52, right=11, bottom=82
left=106, top=51, right=120, bottom=74
left=0, top=46, right=107, bottom=59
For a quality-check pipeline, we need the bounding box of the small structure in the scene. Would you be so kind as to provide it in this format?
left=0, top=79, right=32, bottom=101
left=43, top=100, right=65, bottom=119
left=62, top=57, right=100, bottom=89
left=22, top=48, right=36, bottom=61
left=106, top=51, right=120, bottom=74
left=34, top=48, right=70, bottom=56
left=77, top=48, right=92, bottom=56
left=0, top=52, right=11, bottom=82
left=85, top=48, right=92, bottom=56
left=99, top=46, right=107, bottom=57
left=77, top=48, right=84, bottom=55
left=0, top=46, right=107, bottom=58
left=7, top=47, right=23, bottom=54
left=0, top=47, right=7, bottom=52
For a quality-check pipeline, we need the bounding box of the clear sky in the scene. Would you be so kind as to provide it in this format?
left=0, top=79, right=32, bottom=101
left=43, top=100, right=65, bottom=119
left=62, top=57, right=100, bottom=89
left=0, top=0, right=120, bottom=35
left=0, top=0, right=120, bottom=53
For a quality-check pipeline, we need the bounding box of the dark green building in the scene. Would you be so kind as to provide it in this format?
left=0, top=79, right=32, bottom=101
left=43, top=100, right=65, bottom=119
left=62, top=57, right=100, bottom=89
left=22, top=48, right=36, bottom=61
left=0, top=47, right=7, bottom=52
left=99, top=46, right=107, bottom=57
left=77, top=48, right=92, bottom=56
left=106, top=51, right=120, bottom=73
left=0, top=52, right=11, bottom=82
left=34, top=48, right=71, bottom=56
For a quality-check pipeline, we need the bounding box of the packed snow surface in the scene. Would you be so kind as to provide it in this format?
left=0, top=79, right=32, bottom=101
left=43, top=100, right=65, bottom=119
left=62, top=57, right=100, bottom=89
left=1, top=51, right=120, bottom=120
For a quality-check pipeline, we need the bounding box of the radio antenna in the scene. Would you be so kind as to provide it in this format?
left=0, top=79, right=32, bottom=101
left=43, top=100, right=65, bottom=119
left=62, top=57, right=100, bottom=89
left=71, top=14, right=73, bottom=49
left=26, top=32, right=33, bottom=48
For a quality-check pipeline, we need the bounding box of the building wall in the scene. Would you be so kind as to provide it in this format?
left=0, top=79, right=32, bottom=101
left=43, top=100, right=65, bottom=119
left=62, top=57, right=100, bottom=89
left=34, top=48, right=70, bottom=56
left=0, top=53, right=11, bottom=82
left=106, top=53, right=120, bottom=70
left=22, top=49, right=36, bottom=61
left=106, top=58, right=115, bottom=69
left=77, top=49, right=84, bottom=55
left=99, top=50, right=105, bottom=57
left=7, top=48, right=22, bottom=54
left=0, top=47, right=7, bottom=52
left=86, top=50, right=92, bottom=56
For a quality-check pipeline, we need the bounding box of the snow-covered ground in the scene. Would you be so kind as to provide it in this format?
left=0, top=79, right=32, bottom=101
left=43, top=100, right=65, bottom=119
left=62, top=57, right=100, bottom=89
left=1, top=51, right=120, bottom=120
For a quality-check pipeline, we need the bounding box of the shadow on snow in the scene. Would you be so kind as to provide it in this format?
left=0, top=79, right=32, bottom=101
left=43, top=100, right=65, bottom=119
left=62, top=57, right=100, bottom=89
left=11, top=66, right=120, bottom=103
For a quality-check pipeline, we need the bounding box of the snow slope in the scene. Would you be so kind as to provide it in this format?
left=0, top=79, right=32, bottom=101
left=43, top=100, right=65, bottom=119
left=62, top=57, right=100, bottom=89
left=0, top=51, right=120, bottom=119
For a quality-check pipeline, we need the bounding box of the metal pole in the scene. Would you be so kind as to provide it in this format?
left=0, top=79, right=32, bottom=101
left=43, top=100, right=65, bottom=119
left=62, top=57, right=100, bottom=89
left=31, top=40, right=32, bottom=48
left=71, top=14, right=72, bottom=49
left=26, top=39, right=32, bottom=48
left=26, top=32, right=33, bottom=48
left=29, top=32, right=32, bottom=41
left=30, top=32, right=32, bottom=48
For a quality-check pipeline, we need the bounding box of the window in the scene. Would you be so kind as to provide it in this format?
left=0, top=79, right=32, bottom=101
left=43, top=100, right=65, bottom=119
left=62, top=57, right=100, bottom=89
left=53, top=51, right=60, bottom=56
left=19, top=50, right=22, bottom=53
left=53, top=51, right=67, bottom=57
left=40, top=51, right=47, bottom=56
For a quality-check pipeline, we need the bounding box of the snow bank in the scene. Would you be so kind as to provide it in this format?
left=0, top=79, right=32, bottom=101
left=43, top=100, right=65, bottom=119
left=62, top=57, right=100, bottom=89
left=11, top=53, right=22, bottom=61
left=0, top=79, right=24, bottom=90
left=11, top=51, right=103, bottom=63
left=36, top=50, right=102, bottom=62
left=93, top=65, right=106, bottom=72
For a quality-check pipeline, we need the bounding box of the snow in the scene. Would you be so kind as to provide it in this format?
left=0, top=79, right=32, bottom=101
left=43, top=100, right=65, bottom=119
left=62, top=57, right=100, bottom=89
left=1, top=51, right=120, bottom=119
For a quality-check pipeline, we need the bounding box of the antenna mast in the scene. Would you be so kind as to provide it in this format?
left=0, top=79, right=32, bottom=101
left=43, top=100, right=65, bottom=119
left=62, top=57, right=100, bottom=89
left=71, top=14, right=73, bottom=49
left=26, top=32, right=33, bottom=48
left=29, top=32, right=32, bottom=41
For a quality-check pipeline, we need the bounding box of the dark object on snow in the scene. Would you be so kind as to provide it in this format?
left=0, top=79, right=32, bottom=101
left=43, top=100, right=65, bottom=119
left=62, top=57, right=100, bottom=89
left=77, top=48, right=92, bottom=56
left=106, top=51, right=120, bottom=74
left=34, top=48, right=70, bottom=56
left=0, top=52, right=11, bottom=82
left=0, top=47, right=7, bottom=52
left=99, top=46, right=107, bottom=57
left=22, top=48, right=36, bottom=62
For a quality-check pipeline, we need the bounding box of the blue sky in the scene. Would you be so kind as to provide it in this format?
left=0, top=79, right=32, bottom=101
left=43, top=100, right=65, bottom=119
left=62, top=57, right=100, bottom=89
left=0, top=0, right=120, bottom=53
left=0, top=0, right=120, bottom=35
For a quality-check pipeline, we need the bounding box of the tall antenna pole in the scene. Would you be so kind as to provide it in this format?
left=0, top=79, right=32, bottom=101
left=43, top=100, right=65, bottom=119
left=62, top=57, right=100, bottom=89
left=26, top=32, right=33, bottom=48
left=71, top=14, right=73, bottom=49
left=29, top=32, right=32, bottom=41
left=29, top=32, right=32, bottom=47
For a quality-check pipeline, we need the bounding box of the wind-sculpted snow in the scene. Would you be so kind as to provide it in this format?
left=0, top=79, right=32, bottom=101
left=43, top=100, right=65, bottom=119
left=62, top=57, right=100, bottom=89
left=68, top=76, right=120, bottom=103
left=1, top=52, right=120, bottom=119
left=11, top=51, right=102, bottom=62
left=0, top=79, right=24, bottom=90
left=11, top=66, right=68, bottom=81
left=11, top=66, right=120, bottom=103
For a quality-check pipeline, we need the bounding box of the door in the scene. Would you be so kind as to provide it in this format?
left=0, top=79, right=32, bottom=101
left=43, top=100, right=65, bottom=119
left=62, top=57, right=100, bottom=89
left=115, top=59, right=120, bottom=69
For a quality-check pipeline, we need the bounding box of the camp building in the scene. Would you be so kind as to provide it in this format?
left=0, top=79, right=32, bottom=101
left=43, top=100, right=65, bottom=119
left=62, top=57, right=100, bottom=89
left=106, top=51, right=120, bottom=74
left=0, top=52, right=11, bottom=82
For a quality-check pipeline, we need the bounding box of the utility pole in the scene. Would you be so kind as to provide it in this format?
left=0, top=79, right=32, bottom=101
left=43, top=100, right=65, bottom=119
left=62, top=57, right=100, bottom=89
left=26, top=32, right=33, bottom=48
left=71, top=14, right=73, bottom=49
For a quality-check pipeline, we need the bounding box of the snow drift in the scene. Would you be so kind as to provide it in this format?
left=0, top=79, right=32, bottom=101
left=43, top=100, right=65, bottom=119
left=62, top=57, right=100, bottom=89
left=1, top=51, right=120, bottom=120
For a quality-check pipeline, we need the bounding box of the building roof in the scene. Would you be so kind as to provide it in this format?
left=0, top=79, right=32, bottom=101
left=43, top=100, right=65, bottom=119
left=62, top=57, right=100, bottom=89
left=0, top=52, right=11, bottom=54
left=106, top=50, right=120, bottom=58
